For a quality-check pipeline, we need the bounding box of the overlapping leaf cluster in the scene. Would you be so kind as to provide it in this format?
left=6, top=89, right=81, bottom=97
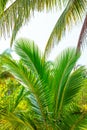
left=0, top=0, right=86, bottom=49
left=1, top=39, right=87, bottom=129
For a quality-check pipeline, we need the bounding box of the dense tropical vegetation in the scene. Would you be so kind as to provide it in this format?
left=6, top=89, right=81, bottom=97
left=0, top=69, right=31, bottom=129
left=0, top=39, right=87, bottom=129
left=0, top=1, right=87, bottom=130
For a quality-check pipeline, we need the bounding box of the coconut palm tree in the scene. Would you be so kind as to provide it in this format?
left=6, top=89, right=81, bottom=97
left=0, top=0, right=87, bottom=49
left=1, top=38, right=87, bottom=129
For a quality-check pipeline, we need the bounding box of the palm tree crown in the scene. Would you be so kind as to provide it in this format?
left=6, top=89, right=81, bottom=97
left=1, top=38, right=87, bottom=129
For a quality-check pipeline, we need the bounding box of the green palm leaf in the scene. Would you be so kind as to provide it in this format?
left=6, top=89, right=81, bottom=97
left=14, top=38, right=53, bottom=88
left=1, top=44, right=52, bottom=127
left=10, top=15, right=23, bottom=47
left=1, top=38, right=87, bottom=129
left=52, top=48, right=81, bottom=117
left=44, top=0, right=87, bottom=56
left=1, top=56, right=46, bottom=124
left=0, top=0, right=8, bottom=13
left=0, top=0, right=86, bottom=47
left=0, top=112, right=35, bottom=130
left=0, top=0, right=61, bottom=45
left=15, top=38, right=43, bottom=78
left=60, top=111, right=87, bottom=130
left=14, top=39, right=53, bottom=107
left=0, top=0, right=31, bottom=38
left=63, top=67, right=86, bottom=105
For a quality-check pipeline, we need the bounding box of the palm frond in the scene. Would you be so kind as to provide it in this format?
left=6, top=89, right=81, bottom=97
left=0, top=112, right=35, bottom=130
left=0, top=0, right=62, bottom=45
left=1, top=38, right=87, bottom=129
left=1, top=55, right=52, bottom=126
left=10, top=14, right=23, bottom=47
left=8, top=86, right=25, bottom=112
left=0, top=0, right=31, bottom=38
left=52, top=48, right=80, bottom=117
left=15, top=38, right=43, bottom=78
left=60, top=111, right=87, bottom=130
left=44, top=0, right=87, bottom=56
left=80, top=118, right=87, bottom=130
left=0, top=0, right=87, bottom=47
left=14, top=86, right=27, bottom=110
left=63, top=66, right=86, bottom=105
left=0, top=0, right=8, bottom=13
left=15, top=38, right=53, bottom=90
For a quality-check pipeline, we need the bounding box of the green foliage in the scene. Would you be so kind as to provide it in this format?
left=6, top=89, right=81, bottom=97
left=44, top=0, right=87, bottom=56
left=0, top=0, right=8, bottom=12
left=1, top=38, right=87, bottom=129
left=0, top=0, right=86, bottom=46
left=0, top=71, right=31, bottom=130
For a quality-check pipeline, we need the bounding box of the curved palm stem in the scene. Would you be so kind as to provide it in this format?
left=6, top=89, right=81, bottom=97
left=76, top=14, right=87, bottom=52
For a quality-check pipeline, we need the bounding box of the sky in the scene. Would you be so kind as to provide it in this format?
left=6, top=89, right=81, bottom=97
left=0, top=9, right=87, bottom=65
